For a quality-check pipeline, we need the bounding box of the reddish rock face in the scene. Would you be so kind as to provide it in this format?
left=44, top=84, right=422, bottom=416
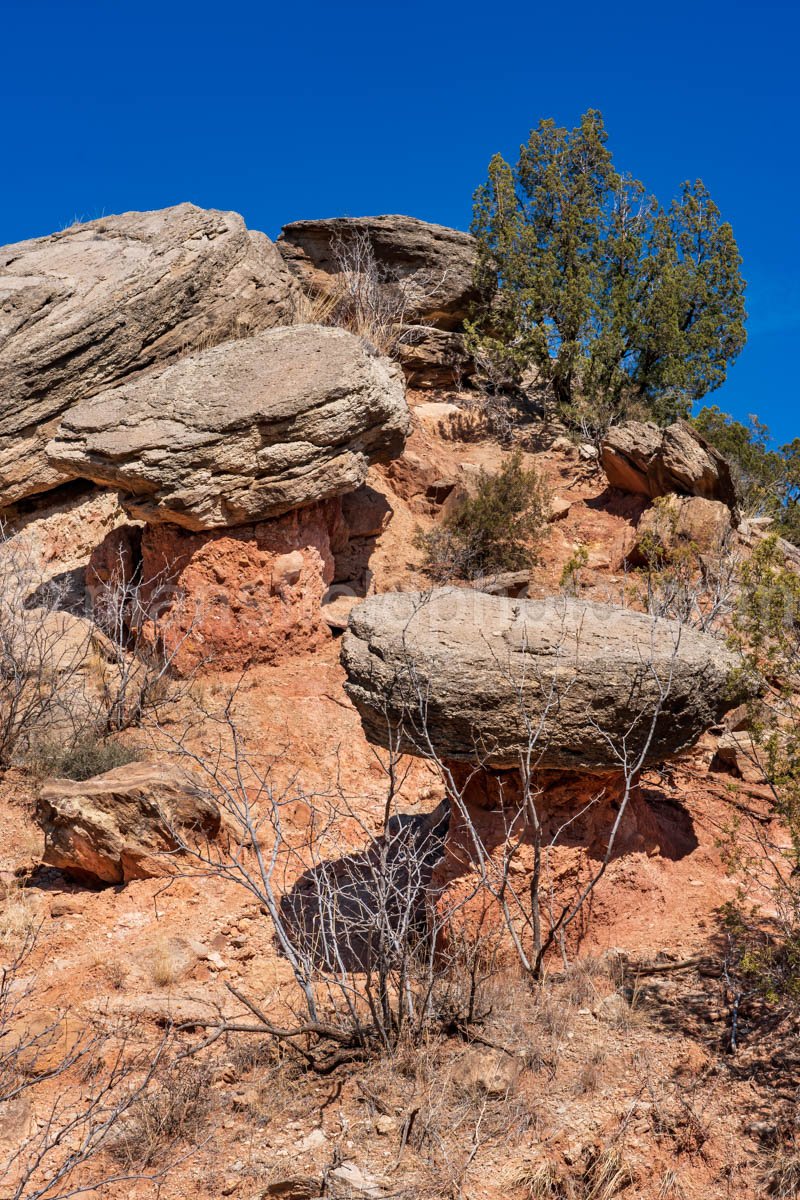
left=89, top=500, right=341, bottom=672
left=432, top=764, right=694, bottom=961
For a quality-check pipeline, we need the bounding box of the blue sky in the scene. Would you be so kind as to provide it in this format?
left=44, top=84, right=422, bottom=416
left=3, top=0, right=797, bottom=441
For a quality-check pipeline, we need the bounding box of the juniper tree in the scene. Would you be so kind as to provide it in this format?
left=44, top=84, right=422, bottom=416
left=467, top=110, right=746, bottom=430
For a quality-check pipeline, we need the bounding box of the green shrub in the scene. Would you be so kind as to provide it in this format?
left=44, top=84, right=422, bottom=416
left=27, top=734, right=143, bottom=781
left=693, top=405, right=800, bottom=543
left=416, top=451, right=549, bottom=581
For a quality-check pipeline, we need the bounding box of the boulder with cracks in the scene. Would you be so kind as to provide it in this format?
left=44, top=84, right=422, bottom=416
left=0, top=203, right=299, bottom=506
left=37, top=761, right=221, bottom=884
left=47, top=325, right=410, bottom=530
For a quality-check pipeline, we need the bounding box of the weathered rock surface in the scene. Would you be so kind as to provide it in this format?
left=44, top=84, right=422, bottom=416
left=601, top=421, right=737, bottom=507
left=397, top=327, right=475, bottom=388
left=630, top=494, right=733, bottom=563
left=37, top=761, right=221, bottom=884
left=0, top=203, right=299, bottom=506
left=48, top=325, right=410, bottom=530
left=140, top=502, right=338, bottom=671
left=278, top=214, right=479, bottom=330
left=341, top=589, right=743, bottom=769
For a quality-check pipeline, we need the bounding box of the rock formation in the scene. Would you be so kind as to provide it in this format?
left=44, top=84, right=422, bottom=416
left=47, top=325, right=410, bottom=530
left=278, top=214, right=479, bottom=387
left=37, top=761, right=221, bottom=884
left=601, top=420, right=737, bottom=507
left=629, top=493, right=734, bottom=563
left=0, top=203, right=299, bottom=506
left=135, top=500, right=340, bottom=672
left=341, top=589, right=743, bottom=770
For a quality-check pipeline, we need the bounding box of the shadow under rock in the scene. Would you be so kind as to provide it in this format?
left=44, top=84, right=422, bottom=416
left=279, top=801, right=449, bottom=974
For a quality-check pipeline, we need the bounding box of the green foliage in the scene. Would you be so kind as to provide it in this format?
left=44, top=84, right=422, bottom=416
left=416, top=451, right=549, bottom=580
left=27, top=733, right=143, bottom=781
left=559, top=544, right=588, bottom=596
left=723, top=536, right=800, bottom=1003
left=467, top=110, right=746, bottom=432
left=693, top=405, right=800, bottom=542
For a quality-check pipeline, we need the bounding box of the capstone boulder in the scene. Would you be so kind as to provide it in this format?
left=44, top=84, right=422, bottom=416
left=341, top=589, right=744, bottom=770
left=47, top=325, right=410, bottom=529
left=0, top=203, right=299, bottom=505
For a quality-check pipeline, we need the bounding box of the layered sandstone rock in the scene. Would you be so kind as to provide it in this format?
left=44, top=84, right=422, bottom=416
left=601, top=421, right=737, bottom=507
left=37, top=761, right=221, bottom=884
left=0, top=203, right=299, bottom=506
left=341, top=589, right=743, bottom=770
left=278, top=214, right=479, bottom=330
left=47, top=325, right=410, bottom=530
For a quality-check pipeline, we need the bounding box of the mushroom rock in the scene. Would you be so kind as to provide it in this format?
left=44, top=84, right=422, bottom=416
left=0, top=203, right=299, bottom=506
left=342, top=590, right=747, bottom=966
left=340, top=589, right=744, bottom=771
left=47, top=325, right=410, bottom=530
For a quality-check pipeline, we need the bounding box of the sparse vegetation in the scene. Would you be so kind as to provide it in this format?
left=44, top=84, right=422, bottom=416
left=299, top=227, right=442, bottom=358
left=26, top=731, right=143, bottom=781
left=416, top=450, right=550, bottom=580
left=693, top=405, right=800, bottom=543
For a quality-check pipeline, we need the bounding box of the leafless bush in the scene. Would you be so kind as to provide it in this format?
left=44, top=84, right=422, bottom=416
left=630, top=524, right=742, bottom=633
left=304, top=228, right=447, bottom=358
left=0, top=931, right=181, bottom=1200
left=0, top=530, right=95, bottom=767
left=153, top=691, right=490, bottom=1068
left=89, top=545, right=202, bottom=732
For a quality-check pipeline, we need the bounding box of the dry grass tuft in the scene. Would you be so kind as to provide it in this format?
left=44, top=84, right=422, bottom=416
left=507, top=1159, right=572, bottom=1198
left=109, top=1062, right=212, bottom=1170
left=0, top=881, right=39, bottom=945
left=583, top=1146, right=635, bottom=1200
left=763, top=1148, right=800, bottom=1198
left=148, top=937, right=188, bottom=988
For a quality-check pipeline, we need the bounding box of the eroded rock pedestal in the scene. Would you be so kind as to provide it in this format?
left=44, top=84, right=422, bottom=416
left=341, top=588, right=746, bottom=959
left=430, top=764, right=685, bottom=957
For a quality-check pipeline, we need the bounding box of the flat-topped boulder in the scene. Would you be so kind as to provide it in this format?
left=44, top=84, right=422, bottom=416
left=0, top=203, right=299, bottom=506
left=278, top=214, right=479, bottom=330
left=47, top=325, right=410, bottom=530
left=341, top=589, right=744, bottom=770
left=37, top=761, right=221, bottom=885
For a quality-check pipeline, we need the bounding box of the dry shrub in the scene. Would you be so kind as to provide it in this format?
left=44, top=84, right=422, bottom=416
left=0, top=882, right=39, bottom=945
left=312, top=227, right=437, bottom=357
left=573, top=1048, right=607, bottom=1096
left=109, top=1061, right=212, bottom=1170
left=25, top=732, right=143, bottom=782
left=583, top=1146, right=635, bottom=1199
left=507, top=1158, right=573, bottom=1198
left=148, top=937, right=189, bottom=988
left=764, top=1148, right=800, bottom=1198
